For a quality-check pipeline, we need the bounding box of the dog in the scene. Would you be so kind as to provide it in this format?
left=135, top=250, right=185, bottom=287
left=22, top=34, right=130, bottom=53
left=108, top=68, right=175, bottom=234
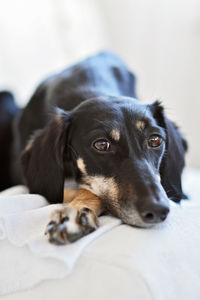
left=0, top=51, right=188, bottom=244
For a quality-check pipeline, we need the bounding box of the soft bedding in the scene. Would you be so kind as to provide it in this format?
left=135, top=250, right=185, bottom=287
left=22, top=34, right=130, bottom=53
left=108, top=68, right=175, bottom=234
left=1, top=168, right=200, bottom=300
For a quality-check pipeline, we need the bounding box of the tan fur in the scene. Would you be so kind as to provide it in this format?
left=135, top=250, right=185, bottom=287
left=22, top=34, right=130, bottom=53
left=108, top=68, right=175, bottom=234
left=47, top=189, right=100, bottom=243
left=110, top=129, right=120, bottom=141
left=80, top=176, right=120, bottom=215
left=63, top=188, right=103, bottom=216
left=136, top=120, right=145, bottom=131
left=77, top=157, right=87, bottom=175
left=63, top=189, right=79, bottom=203
left=76, top=157, right=120, bottom=215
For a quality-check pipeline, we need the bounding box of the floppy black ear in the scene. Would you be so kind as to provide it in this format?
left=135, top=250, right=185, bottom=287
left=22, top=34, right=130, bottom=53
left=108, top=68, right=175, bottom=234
left=150, top=101, right=188, bottom=202
left=21, top=110, right=71, bottom=204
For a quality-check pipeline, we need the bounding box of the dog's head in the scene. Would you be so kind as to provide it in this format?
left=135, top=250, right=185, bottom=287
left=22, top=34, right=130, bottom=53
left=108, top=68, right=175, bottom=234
left=21, top=96, right=187, bottom=227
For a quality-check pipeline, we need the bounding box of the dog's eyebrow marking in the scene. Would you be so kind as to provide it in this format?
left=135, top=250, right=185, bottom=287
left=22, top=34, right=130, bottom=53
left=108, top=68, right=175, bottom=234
left=110, top=129, right=120, bottom=141
left=77, top=157, right=87, bottom=175
left=136, top=120, right=145, bottom=131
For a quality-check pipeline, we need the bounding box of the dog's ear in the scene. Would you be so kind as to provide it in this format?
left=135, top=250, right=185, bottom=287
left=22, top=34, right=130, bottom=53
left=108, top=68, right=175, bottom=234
left=150, top=101, right=188, bottom=202
left=21, top=109, right=71, bottom=204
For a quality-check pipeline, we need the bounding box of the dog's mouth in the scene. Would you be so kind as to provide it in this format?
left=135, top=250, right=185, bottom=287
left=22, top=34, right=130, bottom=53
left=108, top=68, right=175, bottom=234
left=120, top=211, right=153, bottom=228
left=119, top=202, right=170, bottom=228
left=103, top=195, right=170, bottom=228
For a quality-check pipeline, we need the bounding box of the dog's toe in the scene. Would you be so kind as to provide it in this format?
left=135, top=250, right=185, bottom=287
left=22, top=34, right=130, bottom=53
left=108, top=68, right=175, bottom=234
left=45, top=206, right=99, bottom=245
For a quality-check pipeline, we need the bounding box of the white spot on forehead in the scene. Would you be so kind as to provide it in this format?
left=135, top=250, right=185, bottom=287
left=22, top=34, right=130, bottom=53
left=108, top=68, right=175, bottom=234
left=110, top=129, right=120, bottom=141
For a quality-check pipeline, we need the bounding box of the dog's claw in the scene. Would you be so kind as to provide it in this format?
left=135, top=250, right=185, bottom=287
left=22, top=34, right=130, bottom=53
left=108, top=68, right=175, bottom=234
left=61, top=216, right=69, bottom=223
left=45, top=206, right=98, bottom=245
left=80, top=213, right=88, bottom=226
left=58, top=223, right=66, bottom=232
left=45, top=221, right=57, bottom=235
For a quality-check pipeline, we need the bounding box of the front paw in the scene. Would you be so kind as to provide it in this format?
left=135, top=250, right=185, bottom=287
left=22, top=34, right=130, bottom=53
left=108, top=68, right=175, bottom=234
left=45, top=206, right=99, bottom=245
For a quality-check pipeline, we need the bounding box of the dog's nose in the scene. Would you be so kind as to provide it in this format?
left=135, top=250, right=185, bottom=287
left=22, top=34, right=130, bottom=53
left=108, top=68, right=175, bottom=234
left=140, top=202, right=170, bottom=224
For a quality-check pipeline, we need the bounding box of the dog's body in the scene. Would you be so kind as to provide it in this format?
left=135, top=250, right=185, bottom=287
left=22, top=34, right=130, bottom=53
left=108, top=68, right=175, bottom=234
left=0, top=51, right=187, bottom=244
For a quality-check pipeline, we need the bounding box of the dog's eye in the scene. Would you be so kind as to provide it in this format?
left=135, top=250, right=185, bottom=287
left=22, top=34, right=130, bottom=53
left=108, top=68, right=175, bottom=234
left=148, top=135, right=163, bottom=148
left=93, top=139, right=110, bottom=152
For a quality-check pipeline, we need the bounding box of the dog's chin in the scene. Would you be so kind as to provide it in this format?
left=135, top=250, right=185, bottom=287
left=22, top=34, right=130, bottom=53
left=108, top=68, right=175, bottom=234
left=120, top=211, right=164, bottom=228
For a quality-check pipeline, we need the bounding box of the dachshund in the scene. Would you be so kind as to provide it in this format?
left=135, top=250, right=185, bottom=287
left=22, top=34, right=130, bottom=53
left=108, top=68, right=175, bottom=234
left=0, top=51, right=188, bottom=244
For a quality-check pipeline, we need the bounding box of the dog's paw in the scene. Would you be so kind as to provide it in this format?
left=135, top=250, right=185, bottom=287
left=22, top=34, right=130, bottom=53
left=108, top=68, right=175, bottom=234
left=45, top=206, right=99, bottom=245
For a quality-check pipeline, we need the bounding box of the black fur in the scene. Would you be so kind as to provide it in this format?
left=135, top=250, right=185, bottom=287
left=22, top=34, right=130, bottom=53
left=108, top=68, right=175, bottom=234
left=0, top=51, right=188, bottom=223
left=21, top=111, right=71, bottom=203
left=0, top=91, right=19, bottom=190
left=150, top=101, right=188, bottom=202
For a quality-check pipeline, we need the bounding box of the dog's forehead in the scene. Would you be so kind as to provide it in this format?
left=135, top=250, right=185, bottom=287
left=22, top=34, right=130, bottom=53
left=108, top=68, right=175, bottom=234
left=72, top=96, right=153, bottom=129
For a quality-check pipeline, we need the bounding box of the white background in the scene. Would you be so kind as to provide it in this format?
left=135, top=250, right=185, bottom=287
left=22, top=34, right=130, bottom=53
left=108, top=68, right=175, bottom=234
left=0, top=0, right=199, bottom=167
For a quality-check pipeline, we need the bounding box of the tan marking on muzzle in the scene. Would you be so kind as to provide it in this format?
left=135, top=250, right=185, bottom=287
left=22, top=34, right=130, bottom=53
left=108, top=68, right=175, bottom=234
left=81, top=176, right=120, bottom=215
left=110, top=129, right=120, bottom=141
left=77, top=157, right=87, bottom=175
left=77, top=158, right=120, bottom=215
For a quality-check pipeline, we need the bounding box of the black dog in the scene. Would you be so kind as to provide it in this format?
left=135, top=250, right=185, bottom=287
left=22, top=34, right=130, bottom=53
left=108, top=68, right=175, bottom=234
left=0, top=51, right=187, bottom=244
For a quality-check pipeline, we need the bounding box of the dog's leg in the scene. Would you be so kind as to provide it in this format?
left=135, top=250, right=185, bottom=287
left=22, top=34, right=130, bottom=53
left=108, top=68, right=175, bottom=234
left=45, top=189, right=103, bottom=244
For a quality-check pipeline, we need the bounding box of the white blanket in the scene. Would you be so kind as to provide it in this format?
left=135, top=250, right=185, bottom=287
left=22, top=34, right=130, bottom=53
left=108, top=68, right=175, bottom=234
left=0, top=186, right=120, bottom=295
left=1, top=168, right=200, bottom=299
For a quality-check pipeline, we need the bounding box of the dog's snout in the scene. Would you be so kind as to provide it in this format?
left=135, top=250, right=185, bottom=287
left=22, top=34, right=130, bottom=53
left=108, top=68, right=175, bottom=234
left=140, top=202, right=170, bottom=224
